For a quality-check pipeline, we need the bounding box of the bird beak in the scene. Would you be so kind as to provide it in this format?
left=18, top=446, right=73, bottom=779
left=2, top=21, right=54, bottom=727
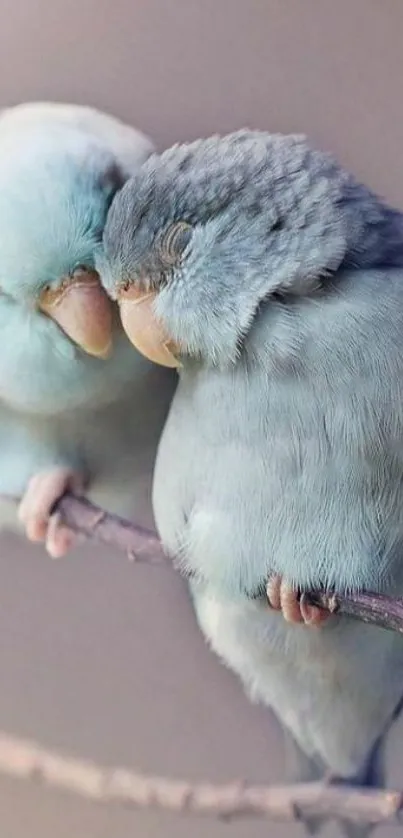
left=38, top=269, right=113, bottom=359
left=117, top=286, right=180, bottom=368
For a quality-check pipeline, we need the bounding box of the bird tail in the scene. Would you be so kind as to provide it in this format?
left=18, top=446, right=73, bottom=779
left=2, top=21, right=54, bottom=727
left=284, top=731, right=386, bottom=838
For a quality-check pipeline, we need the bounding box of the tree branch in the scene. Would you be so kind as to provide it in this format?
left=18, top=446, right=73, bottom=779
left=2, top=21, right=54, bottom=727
left=0, top=730, right=401, bottom=826
left=51, top=493, right=403, bottom=635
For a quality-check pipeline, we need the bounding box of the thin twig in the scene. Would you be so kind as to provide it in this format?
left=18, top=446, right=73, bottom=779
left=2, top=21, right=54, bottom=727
left=56, top=493, right=168, bottom=565
left=305, top=590, right=403, bottom=635
left=0, top=730, right=401, bottom=825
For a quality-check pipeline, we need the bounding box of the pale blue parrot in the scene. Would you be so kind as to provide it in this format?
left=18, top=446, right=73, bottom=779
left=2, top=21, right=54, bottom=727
left=100, top=130, right=403, bottom=837
left=0, top=102, right=175, bottom=556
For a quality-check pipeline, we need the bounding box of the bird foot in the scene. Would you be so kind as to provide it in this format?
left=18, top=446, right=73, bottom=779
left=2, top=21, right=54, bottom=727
left=266, top=575, right=329, bottom=627
left=18, top=467, right=85, bottom=558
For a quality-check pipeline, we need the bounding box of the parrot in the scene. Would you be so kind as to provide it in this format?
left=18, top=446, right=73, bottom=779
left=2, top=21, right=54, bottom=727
left=0, top=101, right=176, bottom=557
left=99, top=129, right=403, bottom=837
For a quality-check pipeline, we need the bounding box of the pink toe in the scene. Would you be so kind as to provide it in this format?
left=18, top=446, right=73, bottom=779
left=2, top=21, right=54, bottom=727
left=46, top=516, right=75, bottom=559
left=46, top=529, right=74, bottom=559
left=25, top=518, right=48, bottom=542
left=300, top=598, right=329, bottom=627
left=281, top=585, right=304, bottom=624
left=267, top=575, right=282, bottom=610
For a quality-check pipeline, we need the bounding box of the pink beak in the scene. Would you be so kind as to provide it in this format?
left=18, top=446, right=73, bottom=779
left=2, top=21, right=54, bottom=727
left=117, top=286, right=180, bottom=368
left=39, top=268, right=113, bottom=359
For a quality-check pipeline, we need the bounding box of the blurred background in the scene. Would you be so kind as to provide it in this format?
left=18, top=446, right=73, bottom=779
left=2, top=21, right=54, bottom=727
left=0, top=1, right=402, bottom=836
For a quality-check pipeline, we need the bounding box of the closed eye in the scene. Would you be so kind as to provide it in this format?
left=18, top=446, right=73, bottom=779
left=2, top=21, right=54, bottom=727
left=158, top=221, right=193, bottom=267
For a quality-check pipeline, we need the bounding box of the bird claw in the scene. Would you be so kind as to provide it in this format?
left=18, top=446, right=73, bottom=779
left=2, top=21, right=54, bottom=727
left=266, top=575, right=329, bottom=627
left=18, top=467, right=84, bottom=558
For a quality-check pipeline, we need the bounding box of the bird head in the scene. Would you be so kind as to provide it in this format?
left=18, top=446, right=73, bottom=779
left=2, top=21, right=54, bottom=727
left=100, top=130, right=403, bottom=370
left=0, top=130, right=126, bottom=361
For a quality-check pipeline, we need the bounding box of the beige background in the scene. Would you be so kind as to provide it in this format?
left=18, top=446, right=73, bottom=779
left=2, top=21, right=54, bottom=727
left=0, top=2, right=402, bottom=836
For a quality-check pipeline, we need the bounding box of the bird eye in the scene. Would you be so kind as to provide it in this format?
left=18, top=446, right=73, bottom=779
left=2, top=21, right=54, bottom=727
left=159, top=221, right=193, bottom=267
